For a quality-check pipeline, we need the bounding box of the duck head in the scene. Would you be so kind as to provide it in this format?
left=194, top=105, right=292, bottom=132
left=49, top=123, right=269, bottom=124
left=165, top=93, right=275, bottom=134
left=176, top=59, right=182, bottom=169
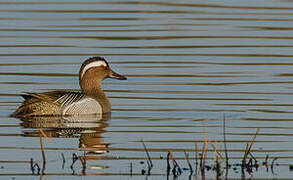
left=79, top=57, right=127, bottom=93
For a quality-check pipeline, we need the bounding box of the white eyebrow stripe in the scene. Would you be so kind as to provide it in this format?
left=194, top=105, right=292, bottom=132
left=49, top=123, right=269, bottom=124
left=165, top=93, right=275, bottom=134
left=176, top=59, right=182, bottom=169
left=81, top=61, right=107, bottom=78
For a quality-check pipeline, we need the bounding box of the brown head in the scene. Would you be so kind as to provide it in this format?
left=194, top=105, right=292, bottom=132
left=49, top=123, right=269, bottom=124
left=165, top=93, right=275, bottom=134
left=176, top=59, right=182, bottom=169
left=79, top=57, right=127, bottom=94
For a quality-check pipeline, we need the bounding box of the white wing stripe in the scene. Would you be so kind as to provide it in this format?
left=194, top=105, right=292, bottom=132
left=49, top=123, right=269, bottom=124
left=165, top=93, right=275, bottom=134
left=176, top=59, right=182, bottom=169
left=55, top=92, right=85, bottom=107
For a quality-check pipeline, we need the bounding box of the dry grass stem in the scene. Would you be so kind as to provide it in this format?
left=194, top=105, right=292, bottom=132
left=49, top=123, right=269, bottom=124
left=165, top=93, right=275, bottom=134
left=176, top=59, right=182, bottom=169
left=215, top=155, right=221, bottom=178
left=39, top=128, right=51, bottom=144
left=168, top=151, right=175, bottom=164
left=184, top=151, right=193, bottom=174
left=201, top=138, right=208, bottom=168
left=39, top=130, right=46, bottom=164
left=242, top=143, right=249, bottom=164
left=130, top=162, right=133, bottom=176
left=248, top=152, right=257, bottom=162
left=246, top=128, right=260, bottom=155
left=200, top=138, right=208, bottom=180
left=169, top=151, right=182, bottom=176
left=141, top=139, right=153, bottom=168
left=195, top=142, right=198, bottom=175
left=264, top=154, right=269, bottom=172
left=223, top=114, right=229, bottom=164
left=70, top=153, right=79, bottom=169
left=271, top=157, right=278, bottom=174
left=207, top=141, right=225, bottom=161
left=166, top=152, right=171, bottom=175
left=79, top=156, right=86, bottom=175
left=32, top=163, right=41, bottom=175
left=243, top=128, right=260, bottom=164
left=30, top=158, right=34, bottom=172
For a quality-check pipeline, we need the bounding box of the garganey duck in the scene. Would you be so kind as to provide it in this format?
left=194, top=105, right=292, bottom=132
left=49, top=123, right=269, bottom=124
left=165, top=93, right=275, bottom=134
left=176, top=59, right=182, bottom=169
left=12, top=56, right=126, bottom=117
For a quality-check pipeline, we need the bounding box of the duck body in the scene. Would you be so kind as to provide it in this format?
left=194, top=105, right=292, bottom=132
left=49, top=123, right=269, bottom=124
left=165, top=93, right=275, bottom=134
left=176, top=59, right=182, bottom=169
left=12, top=91, right=109, bottom=117
left=12, top=57, right=126, bottom=117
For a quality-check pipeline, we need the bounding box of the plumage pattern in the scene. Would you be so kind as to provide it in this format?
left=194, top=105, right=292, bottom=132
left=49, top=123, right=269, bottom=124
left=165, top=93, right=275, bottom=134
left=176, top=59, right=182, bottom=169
left=12, top=91, right=102, bottom=117
left=12, top=56, right=126, bottom=117
left=55, top=92, right=86, bottom=107
left=61, top=94, right=102, bottom=116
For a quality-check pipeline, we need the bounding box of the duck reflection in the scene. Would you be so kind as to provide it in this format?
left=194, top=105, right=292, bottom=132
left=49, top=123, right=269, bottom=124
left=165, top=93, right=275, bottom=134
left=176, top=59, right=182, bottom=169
left=19, top=114, right=111, bottom=154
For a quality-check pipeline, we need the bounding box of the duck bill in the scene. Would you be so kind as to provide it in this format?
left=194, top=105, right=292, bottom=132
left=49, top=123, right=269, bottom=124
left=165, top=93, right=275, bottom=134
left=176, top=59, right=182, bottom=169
left=108, top=70, right=127, bottom=80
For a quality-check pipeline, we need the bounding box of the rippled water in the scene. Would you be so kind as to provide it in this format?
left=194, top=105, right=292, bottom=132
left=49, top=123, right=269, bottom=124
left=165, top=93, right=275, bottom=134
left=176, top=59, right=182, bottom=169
left=1, top=0, right=293, bottom=179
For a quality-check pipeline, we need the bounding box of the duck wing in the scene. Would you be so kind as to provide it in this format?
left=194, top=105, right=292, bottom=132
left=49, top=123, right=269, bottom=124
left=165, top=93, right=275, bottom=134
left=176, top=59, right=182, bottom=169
left=13, top=91, right=102, bottom=117
left=21, top=91, right=69, bottom=104
left=54, top=91, right=86, bottom=107
left=12, top=91, right=69, bottom=117
left=54, top=92, right=102, bottom=115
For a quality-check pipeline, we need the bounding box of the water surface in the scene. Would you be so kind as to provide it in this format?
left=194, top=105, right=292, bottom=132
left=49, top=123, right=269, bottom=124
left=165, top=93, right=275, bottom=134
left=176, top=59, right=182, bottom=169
left=1, top=0, right=293, bottom=179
